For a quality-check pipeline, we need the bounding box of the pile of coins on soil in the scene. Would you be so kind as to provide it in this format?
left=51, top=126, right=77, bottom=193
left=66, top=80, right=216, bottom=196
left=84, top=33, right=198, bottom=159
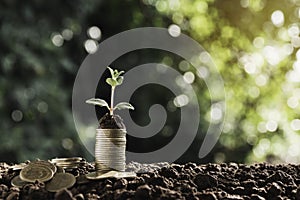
left=10, top=159, right=76, bottom=192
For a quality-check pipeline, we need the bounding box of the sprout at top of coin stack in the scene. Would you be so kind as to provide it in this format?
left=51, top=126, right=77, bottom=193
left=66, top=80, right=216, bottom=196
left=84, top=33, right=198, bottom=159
left=86, top=67, right=134, bottom=129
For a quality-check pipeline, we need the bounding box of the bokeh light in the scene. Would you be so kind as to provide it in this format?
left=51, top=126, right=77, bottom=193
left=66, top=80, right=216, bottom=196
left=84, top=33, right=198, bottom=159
left=87, top=26, right=102, bottom=40
left=51, top=33, right=64, bottom=47
left=271, top=10, right=284, bottom=27
left=168, top=24, right=181, bottom=37
left=84, top=39, right=98, bottom=54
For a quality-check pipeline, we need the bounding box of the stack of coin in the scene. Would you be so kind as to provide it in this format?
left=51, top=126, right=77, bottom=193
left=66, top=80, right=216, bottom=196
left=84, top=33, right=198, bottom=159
left=51, top=157, right=86, bottom=169
left=95, top=129, right=126, bottom=172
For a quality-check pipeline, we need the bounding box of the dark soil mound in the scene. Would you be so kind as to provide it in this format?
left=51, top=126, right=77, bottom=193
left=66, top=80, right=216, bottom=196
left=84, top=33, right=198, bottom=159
left=1, top=161, right=300, bottom=199
left=99, top=113, right=125, bottom=129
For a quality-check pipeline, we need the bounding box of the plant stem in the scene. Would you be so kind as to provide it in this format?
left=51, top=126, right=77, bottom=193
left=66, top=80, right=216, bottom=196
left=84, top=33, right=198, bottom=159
left=110, top=86, right=115, bottom=115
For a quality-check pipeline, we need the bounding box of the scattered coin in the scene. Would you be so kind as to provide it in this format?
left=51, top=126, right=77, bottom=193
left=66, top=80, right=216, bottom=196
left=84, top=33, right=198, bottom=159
left=86, top=170, right=136, bottom=180
left=20, top=165, right=53, bottom=183
left=29, top=160, right=57, bottom=174
left=9, top=163, right=27, bottom=171
left=11, top=175, right=29, bottom=188
left=45, top=173, right=76, bottom=192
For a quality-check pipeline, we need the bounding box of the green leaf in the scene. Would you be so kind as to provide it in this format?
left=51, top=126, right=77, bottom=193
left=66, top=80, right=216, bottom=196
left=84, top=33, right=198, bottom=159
left=116, top=76, right=124, bottom=85
left=114, top=102, right=134, bottom=110
left=107, top=66, right=115, bottom=77
left=85, top=98, right=109, bottom=109
left=106, top=78, right=118, bottom=87
left=116, top=71, right=124, bottom=77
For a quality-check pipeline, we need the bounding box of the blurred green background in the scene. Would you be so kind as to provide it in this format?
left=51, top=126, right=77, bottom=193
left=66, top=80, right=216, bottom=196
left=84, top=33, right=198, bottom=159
left=1, top=0, right=300, bottom=164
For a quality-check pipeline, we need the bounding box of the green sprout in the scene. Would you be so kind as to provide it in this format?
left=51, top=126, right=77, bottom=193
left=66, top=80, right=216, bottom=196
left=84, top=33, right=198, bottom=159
left=85, top=67, right=134, bottom=115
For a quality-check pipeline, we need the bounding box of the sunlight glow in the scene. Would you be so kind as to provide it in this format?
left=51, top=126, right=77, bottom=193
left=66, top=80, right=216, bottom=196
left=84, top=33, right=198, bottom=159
left=291, top=37, right=300, bottom=47
left=296, top=49, right=300, bottom=60
left=156, top=0, right=168, bottom=12
left=196, top=66, right=209, bottom=79
left=262, top=45, right=290, bottom=66
left=257, top=122, right=267, bottom=133
left=255, top=74, right=268, bottom=86
left=174, top=94, right=189, bottom=107
left=62, top=138, right=74, bottom=150
left=240, top=53, right=264, bottom=74
left=253, top=138, right=270, bottom=158
left=288, top=24, right=300, bottom=38
left=210, top=103, right=223, bottom=122
left=84, top=39, right=98, bottom=54
left=291, top=119, right=300, bottom=131
left=248, top=87, right=260, bottom=98
left=253, top=37, right=264, bottom=48
left=88, top=26, right=102, bottom=40
left=168, top=24, right=181, bottom=37
left=37, top=101, right=48, bottom=113
left=51, top=33, right=64, bottom=47
left=11, top=110, right=23, bottom=122
left=286, top=70, right=300, bottom=82
left=240, top=0, right=249, bottom=8
left=287, top=96, right=299, bottom=108
left=62, top=29, right=73, bottom=41
left=183, top=72, right=195, bottom=84
left=179, top=60, right=190, bottom=71
left=168, top=0, right=180, bottom=11
left=266, top=120, right=278, bottom=132
left=271, top=10, right=284, bottom=27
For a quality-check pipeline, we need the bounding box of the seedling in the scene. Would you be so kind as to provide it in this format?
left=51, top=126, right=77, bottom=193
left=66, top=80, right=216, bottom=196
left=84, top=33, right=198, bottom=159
left=86, top=67, right=134, bottom=115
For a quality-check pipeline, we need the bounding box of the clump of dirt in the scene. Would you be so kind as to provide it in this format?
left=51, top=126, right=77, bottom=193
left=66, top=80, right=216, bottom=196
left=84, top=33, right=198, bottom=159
left=1, top=161, right=300, bottom=199
left=98, top=113, right=125, bottom=129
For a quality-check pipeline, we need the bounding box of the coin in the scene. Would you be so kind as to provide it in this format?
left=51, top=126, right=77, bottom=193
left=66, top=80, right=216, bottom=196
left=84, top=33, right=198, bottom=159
left=86, top=170, right=136, bottom=180
left=9, top=163, right=27, bottom=171
left=20, top=165, right=53, bottom=183
left=11, top=175, right=29, bottom=187
left=56, top=166, right=65, bottom=173
left=52, top=157, right=82, bottom=161
left=29, top=160, right=57, bottom=174
left=51, top=157, right=86, bottom=169
left=45, top=173, right=76, bottom=192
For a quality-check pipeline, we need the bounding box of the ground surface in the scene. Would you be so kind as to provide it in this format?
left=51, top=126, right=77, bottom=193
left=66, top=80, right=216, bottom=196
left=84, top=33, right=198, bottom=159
left=1, top=161, right=300, bottom=199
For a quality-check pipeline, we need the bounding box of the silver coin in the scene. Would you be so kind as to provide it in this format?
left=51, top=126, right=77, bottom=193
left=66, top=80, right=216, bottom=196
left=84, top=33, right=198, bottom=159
left=9, top=163, right=27, bottom=171
left=11, top=175, right=29, bottom=188
left=29, top=160, right=57, bottom=174
left=86, top=170, right=136, bottom=180
left=51, top=157, right=83, bottom=162
left=20, top=165, right=53, bottom=183
left=45, top=173, right=76, bottom=192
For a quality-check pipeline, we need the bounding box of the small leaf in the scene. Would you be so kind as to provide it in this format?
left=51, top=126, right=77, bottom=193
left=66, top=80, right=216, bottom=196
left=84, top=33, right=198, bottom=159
left=106, top=78, right=117, bottom=87
left=116, top=76, right=124, bottom=85
left=107, top=66, right=114, bottom=77
left=117, top=71, right=124, bottom=77
left=85, top=98, right=109, bottom=109
left=114, top=102, right=134, bottom=110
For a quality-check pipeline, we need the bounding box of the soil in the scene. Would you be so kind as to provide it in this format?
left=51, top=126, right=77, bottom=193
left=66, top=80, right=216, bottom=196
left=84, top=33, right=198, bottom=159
left=1, top=161, right=300, bottom=199
left=99, top=113, right=125, bottom=129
